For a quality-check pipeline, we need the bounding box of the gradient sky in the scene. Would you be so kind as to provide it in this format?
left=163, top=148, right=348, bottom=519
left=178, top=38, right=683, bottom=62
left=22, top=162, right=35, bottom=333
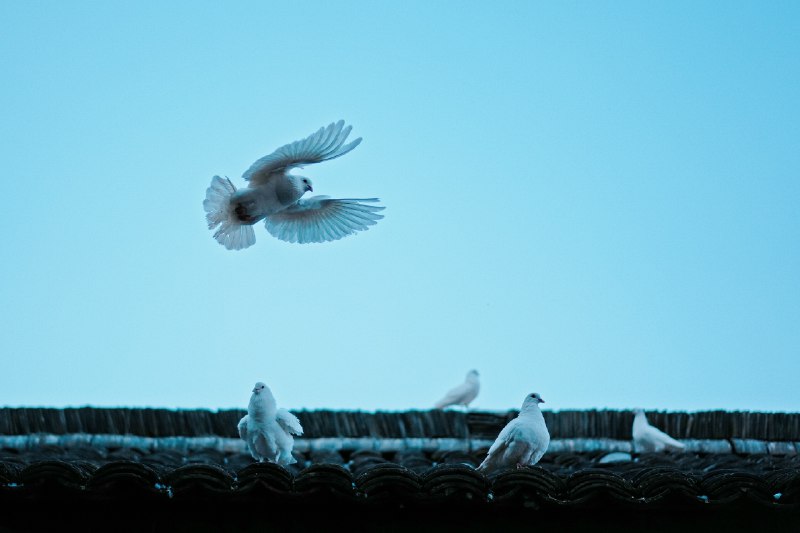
left=1, top=1, right=798, bottom=412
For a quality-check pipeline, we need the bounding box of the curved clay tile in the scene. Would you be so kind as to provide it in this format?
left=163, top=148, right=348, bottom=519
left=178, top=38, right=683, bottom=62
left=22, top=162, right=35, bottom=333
left=234, top=462, right=294, bottom=494
left=355, top=463, right=422, bottom=501
left=85, top=460, right=162, bottom=500
left=422, top=463, right=490, bottom=500
left=164, top=463, right=234, bottom=497
left=293, top=463, right=354, bottom=498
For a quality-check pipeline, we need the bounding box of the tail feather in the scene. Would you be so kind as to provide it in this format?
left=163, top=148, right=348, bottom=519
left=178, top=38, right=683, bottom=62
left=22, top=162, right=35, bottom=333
left=662, top=434, right=685, bottom=451
left=203, top=176, right=256, bottom=250
left=213, top=222, right=256, bottom=250
left=203, top=176, right=235, bottom=229
left=477, top=455, right=499, bottom=475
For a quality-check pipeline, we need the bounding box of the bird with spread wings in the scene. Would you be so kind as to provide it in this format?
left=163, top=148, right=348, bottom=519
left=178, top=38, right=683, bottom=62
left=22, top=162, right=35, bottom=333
left=203, top=120, right=384, bottom=250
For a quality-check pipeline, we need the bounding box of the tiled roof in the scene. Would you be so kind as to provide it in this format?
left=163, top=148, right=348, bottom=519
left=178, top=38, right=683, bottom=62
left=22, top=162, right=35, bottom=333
left=3, top=407, right=800, bottom=440
left=1, top=408, right=799, bottom=531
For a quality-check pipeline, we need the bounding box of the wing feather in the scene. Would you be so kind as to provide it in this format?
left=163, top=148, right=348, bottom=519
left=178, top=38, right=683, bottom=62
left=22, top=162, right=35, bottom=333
left=276, top=409, right=303, bottom=436
left=434, top=383, right=470, bottom=409
left=243, top=121, right=362, bottom=186
left=237, top=415, right=249, bottom=441
left=645, top=425, right=685, bottom=449
left=264, top=197, right=384, bottom=244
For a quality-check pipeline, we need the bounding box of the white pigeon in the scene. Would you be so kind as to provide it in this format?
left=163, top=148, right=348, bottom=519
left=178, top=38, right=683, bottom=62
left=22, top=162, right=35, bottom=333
left=237, top=382, right=304, bottom=465
left=477, top=392, right=550, bottom=475
left=632, top=409, right=686, bottom=453
left=434, top=370, right=480, bottom=409
left=203, top=120, right=385, bottom=250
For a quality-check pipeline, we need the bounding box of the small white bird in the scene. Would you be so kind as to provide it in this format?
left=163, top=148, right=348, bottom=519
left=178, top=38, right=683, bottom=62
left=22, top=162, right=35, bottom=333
left=237, top=382, right=304, bottom=465
left=203, top=120, right=385, bottom=250
left=632, top=409, right=686, bottom=453
left=477, top=392, right=550, bottom=475
left=434, top=370, right=480, bottom=409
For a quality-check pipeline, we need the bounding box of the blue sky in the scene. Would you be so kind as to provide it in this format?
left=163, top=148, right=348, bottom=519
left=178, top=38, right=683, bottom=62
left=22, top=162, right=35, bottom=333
left=1, top=1, right=798, bottom=412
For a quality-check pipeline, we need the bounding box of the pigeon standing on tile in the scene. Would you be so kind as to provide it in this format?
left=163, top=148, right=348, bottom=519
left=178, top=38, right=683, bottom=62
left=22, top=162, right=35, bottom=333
left=632, top=409, right=686, bottom=453
left=237, top=382, right=303, bottom=465
left=434, top=370, right=480, bottom=409
left=477, top=392, right=550, bottom=475
left=203, top=120, right=385, bottom=250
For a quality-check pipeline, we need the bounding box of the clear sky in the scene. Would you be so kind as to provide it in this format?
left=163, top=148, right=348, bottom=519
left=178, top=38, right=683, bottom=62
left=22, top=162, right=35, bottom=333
left=1, top=1, right=798, bottom=412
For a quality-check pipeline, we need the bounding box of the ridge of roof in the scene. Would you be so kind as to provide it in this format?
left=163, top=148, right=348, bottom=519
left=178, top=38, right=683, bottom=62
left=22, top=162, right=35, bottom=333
left=1, top=434, right=798, bottom=456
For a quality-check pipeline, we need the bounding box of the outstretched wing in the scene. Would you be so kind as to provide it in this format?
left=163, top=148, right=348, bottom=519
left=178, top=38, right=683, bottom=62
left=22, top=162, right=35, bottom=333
left=264, top=196, right=384, bottom=244
left=276, top=409, right=303, bottom=436
left=243, top=120, right=362, bottom=186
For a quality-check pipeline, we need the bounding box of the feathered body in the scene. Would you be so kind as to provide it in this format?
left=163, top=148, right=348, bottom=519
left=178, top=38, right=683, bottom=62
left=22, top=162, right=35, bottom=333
left=203, top=120, right=384, bottom=250
left=238, top=382, right=303, bottom=465
left=477, top=393, right=550, bottom=475
left=632, top=409, right=685, bottom=453
left=434, top=370, right=480, bottom=409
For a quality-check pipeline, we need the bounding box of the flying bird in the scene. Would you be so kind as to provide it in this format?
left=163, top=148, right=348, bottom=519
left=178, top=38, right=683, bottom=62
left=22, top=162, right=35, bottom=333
left=477, top=392, right=550, bottom=475
left=237, top=382, right=304, bottom=465
left=434, top=370, right=480, bottom=409
left=632, top=409, right=686, bottom=453
left=203, top=120, right=384, bottom=250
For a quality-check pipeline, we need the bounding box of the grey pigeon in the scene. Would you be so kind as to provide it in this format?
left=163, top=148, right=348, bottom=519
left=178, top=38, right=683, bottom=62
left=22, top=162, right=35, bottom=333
left=237, top=382, right=303, bottom=465
left=434, top=370, right=480, bottom=409
left=477, top=392, right=550, bottom=475
left=632, top=409, right=685, bottom=453
left=204, top=120, right=384, bottom=250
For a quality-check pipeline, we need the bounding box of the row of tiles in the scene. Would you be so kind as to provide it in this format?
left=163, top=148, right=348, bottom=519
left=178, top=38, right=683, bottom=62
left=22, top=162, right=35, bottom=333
left=2, top=446, right=799, bottom=477
left=1, top=458, right=798, bottom=509
left=3, top=409, right=800, bottom=440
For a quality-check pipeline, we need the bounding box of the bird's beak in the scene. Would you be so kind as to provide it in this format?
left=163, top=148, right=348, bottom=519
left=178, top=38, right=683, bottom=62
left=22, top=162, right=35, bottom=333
left=252, top=388, right=258, bottom=393
left=539, top=399, right=545, bottom=404
left=307, top=184, right=313, bottom=192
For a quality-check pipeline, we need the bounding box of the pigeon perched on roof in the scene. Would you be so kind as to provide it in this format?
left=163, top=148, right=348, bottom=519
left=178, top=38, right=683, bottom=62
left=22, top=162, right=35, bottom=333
left=237, top=382, right=303, bottom=465
left=632, top=409, right=686, bottom=453
left=434, top=370, right=480, bottom=409
left=203, top=120, right=385, bottom=250
left=477, top=392, right=550, bottom=475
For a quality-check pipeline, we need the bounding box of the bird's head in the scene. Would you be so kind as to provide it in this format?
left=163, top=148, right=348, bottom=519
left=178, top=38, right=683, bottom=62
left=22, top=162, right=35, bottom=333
left=291, top=175, right=313, bottom=194
left=467, top=369, right=479, bottom=380
left=523, top=392, right=545, bottom=409
left=252, top=382, right=267, bottom=394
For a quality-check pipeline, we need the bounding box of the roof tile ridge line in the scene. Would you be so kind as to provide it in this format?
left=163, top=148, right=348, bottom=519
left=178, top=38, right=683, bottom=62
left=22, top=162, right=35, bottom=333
left=1, top=434, right=796, bottom=455
left=4, top=408, right=800, bottom=414
left=0, top=433, right=246, bottom=453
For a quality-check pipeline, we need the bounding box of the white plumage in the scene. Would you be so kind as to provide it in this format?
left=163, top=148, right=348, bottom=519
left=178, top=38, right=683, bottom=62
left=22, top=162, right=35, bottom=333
left=434, top=370, right=480, bottom=409
left=237, top=382, right=303, bottom=465
left=632, top=409, right=686, bottom=453
left=477, top=393, right=550, bottom=475
left=203, top=120, right=384, bottom=250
